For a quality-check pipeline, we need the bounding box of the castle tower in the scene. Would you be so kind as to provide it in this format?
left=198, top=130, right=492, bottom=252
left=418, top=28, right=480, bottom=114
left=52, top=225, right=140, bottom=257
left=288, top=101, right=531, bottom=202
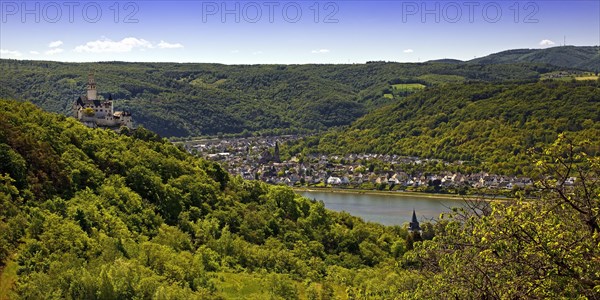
left=87, top=72, right=97, bottom=100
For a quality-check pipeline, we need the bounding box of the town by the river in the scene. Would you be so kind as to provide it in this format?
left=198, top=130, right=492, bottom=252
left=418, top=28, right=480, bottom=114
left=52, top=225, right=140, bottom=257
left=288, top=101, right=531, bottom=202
left=182, top=135, right=536, bottom=195
left=182, top=135, right=529, bottom=227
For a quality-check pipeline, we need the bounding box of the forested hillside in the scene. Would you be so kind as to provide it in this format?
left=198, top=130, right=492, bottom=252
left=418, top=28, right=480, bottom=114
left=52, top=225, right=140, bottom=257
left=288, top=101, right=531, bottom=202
left=287, top=80, right=600, bottom=175
left=0, top=59, right=558, bottom=137
left=1, top=100, right=598, bottom=299
left=469, top=46, right=600, bottom=72
left=0, top=99, right=417, bottom=298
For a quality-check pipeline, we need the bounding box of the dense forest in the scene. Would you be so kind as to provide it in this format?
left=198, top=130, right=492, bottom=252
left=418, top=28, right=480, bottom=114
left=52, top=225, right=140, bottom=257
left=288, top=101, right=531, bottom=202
left=0, top=99, right=409, bottom=298
left=286, top=80, right=600, bottom=175
left=1, top=100, right=598, bottom=299
left=0, top=58, right=560, bottom=137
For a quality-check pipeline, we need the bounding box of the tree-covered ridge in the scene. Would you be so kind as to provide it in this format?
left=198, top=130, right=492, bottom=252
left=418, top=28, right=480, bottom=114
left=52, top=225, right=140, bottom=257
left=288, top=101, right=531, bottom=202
left=468, top=46, right=600, bottom=72
left=0, top=99, right=416, bottom=299
left=288, top=80, right=600, bottom=175
left=0, top=59, right=558, bottom=137
left=1, top=100, right=598, bottom=299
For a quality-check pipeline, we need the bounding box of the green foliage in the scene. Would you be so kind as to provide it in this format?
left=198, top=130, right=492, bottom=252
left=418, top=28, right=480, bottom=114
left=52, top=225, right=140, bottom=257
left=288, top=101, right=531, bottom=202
left=404, top=137, right=600, bottom=298
left=2, top=99, right=597, bottom=299
left=0, top=59, right=561, bottom=137
left=266, top=273, right=299, bottom=300
left=0, top=99, right=408, bottom=298
left=292, top=80, right=600, bottom=174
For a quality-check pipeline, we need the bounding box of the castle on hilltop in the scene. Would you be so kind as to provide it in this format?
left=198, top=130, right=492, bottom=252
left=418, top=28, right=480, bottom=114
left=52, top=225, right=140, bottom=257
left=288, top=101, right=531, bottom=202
left=73, top=72, right=133, bottom=129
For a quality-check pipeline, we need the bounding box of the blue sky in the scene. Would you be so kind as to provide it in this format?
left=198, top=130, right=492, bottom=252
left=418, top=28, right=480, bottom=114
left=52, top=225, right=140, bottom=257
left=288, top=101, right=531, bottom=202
left=1, top=0, right=599, bottom=63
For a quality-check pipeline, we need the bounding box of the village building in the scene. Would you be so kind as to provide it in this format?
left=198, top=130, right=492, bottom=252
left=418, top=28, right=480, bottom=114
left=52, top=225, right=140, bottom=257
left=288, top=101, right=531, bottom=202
left=73, top=72, right=133, bottom=129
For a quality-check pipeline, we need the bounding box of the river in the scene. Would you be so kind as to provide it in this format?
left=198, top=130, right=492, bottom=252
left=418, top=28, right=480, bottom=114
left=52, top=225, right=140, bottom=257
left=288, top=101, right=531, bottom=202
left=296, top=190, right=469, bottom=226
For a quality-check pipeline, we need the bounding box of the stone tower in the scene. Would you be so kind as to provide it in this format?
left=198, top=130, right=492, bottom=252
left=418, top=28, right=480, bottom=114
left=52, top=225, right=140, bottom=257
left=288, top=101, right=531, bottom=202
left=87, top=72, right=97, bottom=100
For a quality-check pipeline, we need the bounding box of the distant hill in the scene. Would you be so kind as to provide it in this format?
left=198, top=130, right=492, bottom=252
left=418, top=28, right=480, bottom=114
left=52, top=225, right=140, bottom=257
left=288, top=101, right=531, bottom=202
left=469, top=46, right=600, bottom=72
left=426, top=46, right=600, bottom=72
left=426, top=59, right=464, bottom=64
left=0, top=59, right=557, bottom=137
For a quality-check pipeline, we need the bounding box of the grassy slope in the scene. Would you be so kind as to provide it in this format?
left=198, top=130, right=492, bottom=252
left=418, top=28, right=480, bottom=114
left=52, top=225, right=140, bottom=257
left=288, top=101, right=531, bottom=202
left=0, top=99, right=419, bottom=299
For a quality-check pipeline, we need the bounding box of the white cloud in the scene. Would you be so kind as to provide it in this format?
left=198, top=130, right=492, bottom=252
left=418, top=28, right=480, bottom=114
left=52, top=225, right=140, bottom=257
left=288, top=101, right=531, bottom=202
left=403, top=49, right=414, bottom=53
left=30, top=51, right=40, bottom=55
left=539, top=39, right=555, bottom=46
left=0, top=49, right=22, bottom=57
left=252, top=51, right=263, bottom=55
left=48, top=40, right=63, bottom=48
left=311, top=49, right=330, bottom=54
left=45, top=48, right=64, bottom=55
left=230, top=50, right=240, bottom=54
left=158, top=40, right=184, bottom=49
left=74, top=37, right=153, bottom=53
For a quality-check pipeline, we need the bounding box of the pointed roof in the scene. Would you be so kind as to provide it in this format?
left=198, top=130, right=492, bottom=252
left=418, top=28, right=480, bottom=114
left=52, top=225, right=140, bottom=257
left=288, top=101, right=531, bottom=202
left=409, top=209, right=421, bottom=232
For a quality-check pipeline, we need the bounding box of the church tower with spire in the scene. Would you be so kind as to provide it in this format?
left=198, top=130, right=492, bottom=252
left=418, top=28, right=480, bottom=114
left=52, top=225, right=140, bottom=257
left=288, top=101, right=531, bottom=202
left=409, top=209, right=421, bottom=233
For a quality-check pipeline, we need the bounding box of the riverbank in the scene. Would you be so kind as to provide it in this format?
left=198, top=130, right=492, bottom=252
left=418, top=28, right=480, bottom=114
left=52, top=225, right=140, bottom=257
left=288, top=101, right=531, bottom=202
left=293, top=187, right=506, bottom=202
left=294, top=187, right=460, bottom=200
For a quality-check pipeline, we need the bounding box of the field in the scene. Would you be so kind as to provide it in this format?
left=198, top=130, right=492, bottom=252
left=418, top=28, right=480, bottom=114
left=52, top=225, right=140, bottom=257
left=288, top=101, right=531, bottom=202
left=575, top=75, right=599, bottom=81
left=417, top=74, right=466, bottom=84
left=392, top=83, right=426, bottom=91
left=215, top=272, right=270, bottom=299
left=390, top=83, right=427, bottom=98
left=215, top=272, right=347, bottom=299
left=541, top=71, right=599, bottom=81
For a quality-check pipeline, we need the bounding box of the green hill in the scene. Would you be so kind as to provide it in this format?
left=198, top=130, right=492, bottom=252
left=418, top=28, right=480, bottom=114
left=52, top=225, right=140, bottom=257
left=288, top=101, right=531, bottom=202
left=426, top=59, right=464, bottom=64
left=469, top=46, right=600, bottom=72
left=0, top=99, right=414, bottom=298
left=1, top=99, right=598, bottom=299
left=0, top=59, right=559, bottom=137
left=288, top=80, right=600, bottom=174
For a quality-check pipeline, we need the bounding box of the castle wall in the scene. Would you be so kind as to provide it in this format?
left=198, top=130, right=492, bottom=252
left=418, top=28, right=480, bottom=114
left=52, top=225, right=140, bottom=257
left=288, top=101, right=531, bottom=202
left=120, top=116, right=133, bottom=128
left=76, top=107, right=133, bottom=128
left=95, top=117, right=118, bottom=127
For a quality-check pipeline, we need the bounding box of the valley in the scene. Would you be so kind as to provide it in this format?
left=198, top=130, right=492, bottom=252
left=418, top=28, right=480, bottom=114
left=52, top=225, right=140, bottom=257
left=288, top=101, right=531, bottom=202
left=1, top=45, right=599, bottom=299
